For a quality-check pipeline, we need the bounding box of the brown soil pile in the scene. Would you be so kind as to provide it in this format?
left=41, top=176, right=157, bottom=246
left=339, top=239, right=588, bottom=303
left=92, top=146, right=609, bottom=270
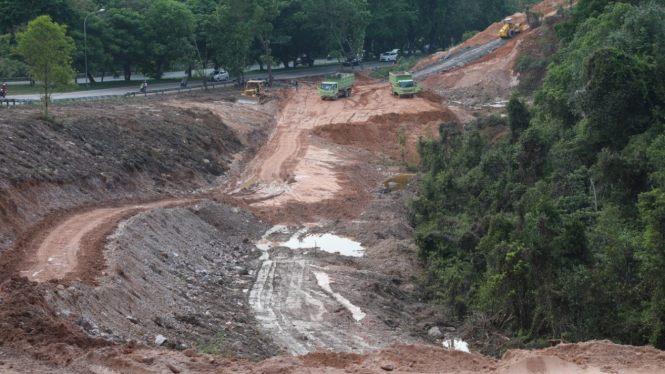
left=4, top=339, right=661, bottom=373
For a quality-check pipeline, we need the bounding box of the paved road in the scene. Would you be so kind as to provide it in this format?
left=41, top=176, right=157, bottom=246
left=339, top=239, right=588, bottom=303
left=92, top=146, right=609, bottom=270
left=413, top=39, right=508, bottom=79
left=11, top=61, right=391, bottom=101
left=5, top=59, right=332, bottom=86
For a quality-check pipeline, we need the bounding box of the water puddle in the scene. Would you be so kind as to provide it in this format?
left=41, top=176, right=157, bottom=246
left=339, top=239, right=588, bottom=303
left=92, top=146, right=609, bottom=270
left=382, top=173, right=416, bottom=191
left=442, top=338, right=470, bottom=352
left=256, top=227, right=365, bottom=257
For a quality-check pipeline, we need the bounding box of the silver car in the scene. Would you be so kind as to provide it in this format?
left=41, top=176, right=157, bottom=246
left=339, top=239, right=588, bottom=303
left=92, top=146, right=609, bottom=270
left=380, top=49, right=399, bottom=62
left=209, top=69, right=230, bottom=81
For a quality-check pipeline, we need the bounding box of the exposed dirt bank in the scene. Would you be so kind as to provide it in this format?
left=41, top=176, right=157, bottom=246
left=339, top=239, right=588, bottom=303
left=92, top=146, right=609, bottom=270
left=413, top=0, right=571, bottom=109
left=0, top=0, right=663, bottom=371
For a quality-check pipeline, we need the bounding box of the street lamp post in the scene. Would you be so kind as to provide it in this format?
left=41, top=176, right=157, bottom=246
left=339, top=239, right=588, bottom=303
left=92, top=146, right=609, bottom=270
left=84, top=8, right=105, bottom=85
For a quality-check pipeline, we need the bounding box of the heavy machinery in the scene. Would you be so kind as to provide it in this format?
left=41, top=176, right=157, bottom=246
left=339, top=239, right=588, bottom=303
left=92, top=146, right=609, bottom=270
left=498, top=17, right=524, bottom=39
left=238, top=80, right=266, bottom=104
left=389, top=71, right=421, bottom=98
left=317, top=73, right=354, bottom=100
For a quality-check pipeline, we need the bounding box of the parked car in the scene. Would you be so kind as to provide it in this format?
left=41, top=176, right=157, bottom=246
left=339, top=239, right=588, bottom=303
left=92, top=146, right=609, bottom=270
left=380, top=49, right=399, bottom=62
left=294, top=54, right=312, bottom=66
left=342, top=58, right=361, bottom=67
left=209, top=69, right=229, bottom=81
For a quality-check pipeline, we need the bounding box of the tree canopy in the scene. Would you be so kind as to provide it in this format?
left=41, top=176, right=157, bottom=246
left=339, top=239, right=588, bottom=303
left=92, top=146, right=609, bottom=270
left=0, top=0, right=539, bottom=81
left=15, top=15, right=75, bottom=116
left=412, top=0, right=665, bottom=350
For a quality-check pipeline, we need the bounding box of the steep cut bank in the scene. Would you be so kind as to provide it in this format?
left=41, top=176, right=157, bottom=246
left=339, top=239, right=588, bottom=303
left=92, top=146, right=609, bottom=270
left=0, top=91, right=277, bottom=282
left=413, top=0, right=570, bottom=107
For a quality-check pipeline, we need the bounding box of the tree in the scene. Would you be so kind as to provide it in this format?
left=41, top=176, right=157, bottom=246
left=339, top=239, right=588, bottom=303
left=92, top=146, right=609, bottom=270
left=106, top=8, right=149, bottom=81
left=15, top=15, right=75, bottom=117
left=303, top=0, right=370, bottom=68
left=507, top=95, right=531, bottom=139
left=254, top=0, right=284, bottom=84
left=69, top=9, right=114, bottom=83
left=0, top=0, right=76, bottom=33
left=141, top=0, right=196, bottom=78
left=208, top=0, right=258, bottom=80
left=0, top=33, right=29, bottom=78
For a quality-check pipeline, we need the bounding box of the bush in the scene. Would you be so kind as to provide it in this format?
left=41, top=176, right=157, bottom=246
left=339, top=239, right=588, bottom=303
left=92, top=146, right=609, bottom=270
left=461, top=30, right=479, bottom=42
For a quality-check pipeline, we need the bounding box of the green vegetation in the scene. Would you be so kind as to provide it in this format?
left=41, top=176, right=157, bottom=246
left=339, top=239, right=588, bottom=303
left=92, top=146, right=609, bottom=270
left=0, top=0, right=542, bottom=83
left=15, top=16, right=76, bottom=116
left=413, top=0, right=665, bottom=348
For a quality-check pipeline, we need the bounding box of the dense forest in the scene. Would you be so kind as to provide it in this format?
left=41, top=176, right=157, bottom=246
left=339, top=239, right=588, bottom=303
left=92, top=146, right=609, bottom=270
left=413, top=0, right=665, bottom=349
left=0, top=0, right=540, bottom=81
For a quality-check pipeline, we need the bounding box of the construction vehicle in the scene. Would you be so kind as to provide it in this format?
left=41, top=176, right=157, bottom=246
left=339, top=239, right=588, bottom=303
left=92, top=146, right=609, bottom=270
left=389, top=71, right=421, bottom=98
left=238, top=80, right=266, bottom=104
left=498, top=17, right=524, bottom=39
left=317, top=73, right=354, bottom=100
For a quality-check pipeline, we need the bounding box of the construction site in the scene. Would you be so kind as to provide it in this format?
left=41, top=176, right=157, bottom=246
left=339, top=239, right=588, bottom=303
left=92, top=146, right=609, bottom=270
left=0, top=1, right=664, bottom=373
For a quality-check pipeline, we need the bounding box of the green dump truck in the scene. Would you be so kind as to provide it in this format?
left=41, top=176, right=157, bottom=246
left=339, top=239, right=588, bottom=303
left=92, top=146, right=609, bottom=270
left=389, top=71, right=421, bottom=98
left=317, top=73, right=354, bottom=100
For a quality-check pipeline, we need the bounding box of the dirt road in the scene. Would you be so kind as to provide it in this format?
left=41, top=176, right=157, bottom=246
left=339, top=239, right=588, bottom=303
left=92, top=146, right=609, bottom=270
left=229, top=80, right=442, bottom=208
left=20, top=200, right=194, bottom=282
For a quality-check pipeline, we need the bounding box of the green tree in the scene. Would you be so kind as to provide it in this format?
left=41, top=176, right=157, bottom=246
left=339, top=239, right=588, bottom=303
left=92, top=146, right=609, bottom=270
left=254, top=0, right=284, bottom=83
left=106, top=8, right=149, bottom=81
left=0, top=33, right=29, bottom=78
left=15, top=15, right=75, bottom=117
left=142, top=0, right=196, bottom=78
left=0, top=0, right=76, bottom=33
left=208, top=0, right=259, bottom=80
left=303, top=0, right=370, bottom=67
left=507, top=95, right=531, bottom=139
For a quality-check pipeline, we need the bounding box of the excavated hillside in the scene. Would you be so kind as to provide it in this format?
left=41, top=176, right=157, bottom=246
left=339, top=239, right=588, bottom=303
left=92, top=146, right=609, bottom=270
left=414, top=0, right=570, bottom=109
left=0, top=1, right=663, bottom=372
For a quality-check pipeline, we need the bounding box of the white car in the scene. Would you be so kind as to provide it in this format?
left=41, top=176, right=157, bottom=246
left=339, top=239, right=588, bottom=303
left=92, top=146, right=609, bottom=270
left=380, top=49, right=399, bottom=62
left=209, top=69, right=229, bottom=81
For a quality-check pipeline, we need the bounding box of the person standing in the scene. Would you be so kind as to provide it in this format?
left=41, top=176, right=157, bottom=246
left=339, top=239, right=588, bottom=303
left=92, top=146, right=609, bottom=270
left=295, top=80, right=299, bottom=92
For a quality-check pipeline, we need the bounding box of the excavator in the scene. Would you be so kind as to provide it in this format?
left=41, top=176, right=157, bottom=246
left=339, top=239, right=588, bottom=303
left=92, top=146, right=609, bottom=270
left=238, top=80, right=266, bottom=104
left=498, top=17, right=524, bottom=39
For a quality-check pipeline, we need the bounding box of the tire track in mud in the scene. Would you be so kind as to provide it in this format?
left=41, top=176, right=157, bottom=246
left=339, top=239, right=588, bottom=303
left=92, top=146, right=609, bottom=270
left=249, top=250, right=375, bottom=355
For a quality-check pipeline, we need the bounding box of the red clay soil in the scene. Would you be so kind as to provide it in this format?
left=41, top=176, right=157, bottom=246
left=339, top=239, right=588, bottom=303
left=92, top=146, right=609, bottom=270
left=224, top=79, right=451, bottom=224
left=413, top=0, right=571, bottom=73
left=413, top=0, right=572, bottom=107
left=4, top=339, right=661, bottom=373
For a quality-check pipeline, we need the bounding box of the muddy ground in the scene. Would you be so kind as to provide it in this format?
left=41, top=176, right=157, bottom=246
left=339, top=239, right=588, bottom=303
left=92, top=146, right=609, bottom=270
left=0, top=1, right=664, bottom=372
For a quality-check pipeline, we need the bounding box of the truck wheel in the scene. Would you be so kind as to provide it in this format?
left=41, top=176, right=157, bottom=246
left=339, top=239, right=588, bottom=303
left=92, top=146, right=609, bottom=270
left=509, top=29, right=515, bottom=38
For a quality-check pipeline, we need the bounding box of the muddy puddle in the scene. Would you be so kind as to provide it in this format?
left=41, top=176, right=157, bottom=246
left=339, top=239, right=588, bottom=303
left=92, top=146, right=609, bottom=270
left=383, top=173, right=416, bottom=191
left=256, top=226, right=365, bottom=257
